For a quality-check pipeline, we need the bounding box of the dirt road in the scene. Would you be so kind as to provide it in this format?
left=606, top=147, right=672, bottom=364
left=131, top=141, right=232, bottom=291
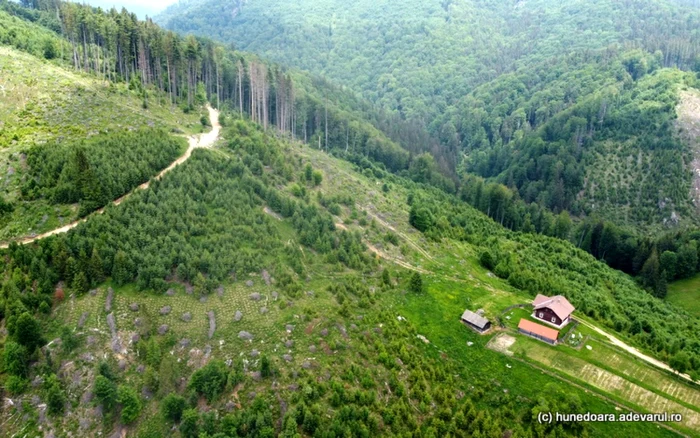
left=579, top=320, right=694, bottom=383
left=0, top=105, right=221, bottom=249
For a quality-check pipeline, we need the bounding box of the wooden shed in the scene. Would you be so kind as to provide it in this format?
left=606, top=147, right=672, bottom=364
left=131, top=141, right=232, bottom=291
left=461, top=309, right=491, bottom=333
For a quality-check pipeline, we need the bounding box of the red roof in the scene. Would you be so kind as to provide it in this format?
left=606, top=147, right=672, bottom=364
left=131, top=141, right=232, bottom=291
left=518, top=319, right=559, bottom=341
left=533, top=294, right=575, bottom=320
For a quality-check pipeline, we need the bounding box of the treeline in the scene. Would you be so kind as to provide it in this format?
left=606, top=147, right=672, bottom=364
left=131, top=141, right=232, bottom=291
left=407, top=187, right=700, bottom=379
left=21, top=129, right=185, bottom=216
left=458, top=172, right=700, bottom=299
left=0, top=0, right=453, bottom=192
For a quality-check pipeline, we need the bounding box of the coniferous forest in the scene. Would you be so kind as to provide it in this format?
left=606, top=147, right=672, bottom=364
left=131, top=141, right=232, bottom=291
left=1, top=0, right=700, bottom=437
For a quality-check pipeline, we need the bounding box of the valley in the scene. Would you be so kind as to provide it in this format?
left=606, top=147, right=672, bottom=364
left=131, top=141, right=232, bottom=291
left=0, top=1, right=699, bottom=437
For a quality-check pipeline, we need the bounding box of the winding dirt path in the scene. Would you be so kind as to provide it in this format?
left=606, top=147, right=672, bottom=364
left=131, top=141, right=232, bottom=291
left=0, top=105, right=221, bottom=249
left=579, top=320, right=694, bottom=384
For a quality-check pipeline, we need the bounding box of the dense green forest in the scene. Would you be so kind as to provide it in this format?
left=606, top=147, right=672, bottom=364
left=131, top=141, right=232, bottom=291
left=20, top=129, right=186, bottom=216
left=0, top=3, right=699, bottom=435
left=4, top=0, right=700, bottom=321
left=158, top=0, right=700, bottom=228
left=0, top=0, right=450, bottom=187
left=2, top=110, right=695, bottom=436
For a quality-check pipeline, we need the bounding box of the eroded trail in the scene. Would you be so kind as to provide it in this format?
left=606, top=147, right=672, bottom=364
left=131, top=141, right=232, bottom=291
left=579, top=320, right=694, bottom=383
left=0, top=105, right=221, bottom=249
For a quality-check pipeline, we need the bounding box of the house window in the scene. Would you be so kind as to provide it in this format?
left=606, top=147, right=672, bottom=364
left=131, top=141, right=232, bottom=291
left=551, top=317, right=556, bottom=323
left=538, top=312, right=544, bottom=318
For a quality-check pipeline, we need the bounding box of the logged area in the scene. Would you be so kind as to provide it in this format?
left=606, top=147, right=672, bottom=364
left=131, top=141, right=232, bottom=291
left=0, top=1, right=699, bottom=437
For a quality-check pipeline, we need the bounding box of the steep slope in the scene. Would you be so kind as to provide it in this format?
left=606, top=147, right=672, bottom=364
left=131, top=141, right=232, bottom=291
left=1, top=112, right=697, bottom=437
left=0, top=15, right=206, bottom=242
left=158, top=0, right=700, bottom=229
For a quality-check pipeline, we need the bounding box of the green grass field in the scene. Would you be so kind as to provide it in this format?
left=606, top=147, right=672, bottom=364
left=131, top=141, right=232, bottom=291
left=668, top=274, right=700, bottom=318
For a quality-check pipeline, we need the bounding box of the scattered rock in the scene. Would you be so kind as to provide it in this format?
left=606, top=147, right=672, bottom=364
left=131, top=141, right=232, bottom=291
left=185, top=284, right=194, bottom=295
left=134, top=318, right=142, bottom=327
left=285, top=340, right=294, bottom=348
left=216, top=286, right=224, bottom=297
left=106, top=313, right=117, bottom=336
left=336, top=324, right=348, bottom=337
left=395, top=358, right=404, bottom=367
left=180, top=339, right=191, bottom=349
left=250, top=349, right=260, bottom=358
left=320, top=328, right=329, bottom=337
left=272, top=291, right=279, bottom=300
left=248, top=392, right=257, bottom=399
left=181, top=312, right=192, bottom=322
left=251, top=371, right=262, bottom=381
left=86, top=336, right=96, bottom=347
left=165, top=289, right=175, bottom=296
left=105, top=288, right=114, bottom=312
left=158, top=325, right=169, bottom=335
left=234, top=310, right=243, bottom=322
left=285, top=324, right=295, bottom=332
left=32, top=376, right=44, bottom=388
left=131, top=334, right=140, bottom=343
left=118, top=359, right=127, bottom=371
left=7, top=166, right=14, bottom=176
left=250, top=292, right=261, bottom=301
left=306, top=290, right=315, bottom=298
left=89, top=289, right=98, bottom=297
left=262, top=270, right=271, bottom=285
left=301, top=361, right=312, bottom=369
left=238, top=331, right=253, bottom=341
left=136, top=365, right=145, bottom=374
left=129, top=303, right=139, bottom=312
left=309, top=345, right=317, bottom=353
left=77, top=312, right=89, bottom=328
left=160, top=306, right=171, bottom=316
left=225, top=401, right=236, bottom=412
left=245, top=280, right=254, bottom=287
left=260, top=307, right=268, bottom=314
left=350, top=324, right=358, bottom=330
left=81, top=391, right=93, bottom=404
left=199, top=296, right=208, bottom=303
left=288, top=384, right=299, bottom=391
left=208, top=311, right=216, bottom=339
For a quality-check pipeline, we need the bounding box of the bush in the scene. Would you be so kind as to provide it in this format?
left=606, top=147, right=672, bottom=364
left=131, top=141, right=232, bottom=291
left=118, top=385, right=143, bottom=424
left=3, top=341, right=27, bottom=377
left=190, top=360, right=227, bottom=402
left=5, top=375, right=28, bottom=395
left=162, top=394, right=186, bottom=423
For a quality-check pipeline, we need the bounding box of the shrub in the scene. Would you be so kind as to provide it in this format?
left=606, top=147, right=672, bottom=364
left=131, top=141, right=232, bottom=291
left=190, top=360, right=227, bottom=402
left=161, top=394, right=186, bottom=423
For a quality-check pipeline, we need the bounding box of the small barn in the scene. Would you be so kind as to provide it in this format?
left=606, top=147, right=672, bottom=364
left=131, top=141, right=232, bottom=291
left=532, top=294, right=575, bottom=329
left=518, top=319, right=559, bottom=345
left=461, top=309, right=491, bottom=333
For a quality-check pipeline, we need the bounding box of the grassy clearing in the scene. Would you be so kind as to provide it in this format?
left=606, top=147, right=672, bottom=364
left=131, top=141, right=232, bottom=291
left=668, top=274, right=700, bottom=317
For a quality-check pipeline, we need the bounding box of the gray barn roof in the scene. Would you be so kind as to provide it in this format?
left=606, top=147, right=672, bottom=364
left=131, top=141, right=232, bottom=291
left=461, top=309, right=490, bottom=329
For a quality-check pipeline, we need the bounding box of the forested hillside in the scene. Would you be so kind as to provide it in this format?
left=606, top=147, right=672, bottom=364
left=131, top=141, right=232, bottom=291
left=158, top=0, right=700, bottom=227
left=0, top=2, right=699, bottom=437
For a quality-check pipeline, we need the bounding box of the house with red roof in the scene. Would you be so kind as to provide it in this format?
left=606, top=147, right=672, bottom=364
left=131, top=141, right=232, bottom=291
left=532, top=294, right=575, bottom=329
